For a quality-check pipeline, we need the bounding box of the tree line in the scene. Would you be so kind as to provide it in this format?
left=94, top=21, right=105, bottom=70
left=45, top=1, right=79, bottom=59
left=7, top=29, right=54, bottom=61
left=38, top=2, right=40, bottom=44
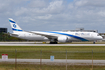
left=0, top=32, right=26, bottom=41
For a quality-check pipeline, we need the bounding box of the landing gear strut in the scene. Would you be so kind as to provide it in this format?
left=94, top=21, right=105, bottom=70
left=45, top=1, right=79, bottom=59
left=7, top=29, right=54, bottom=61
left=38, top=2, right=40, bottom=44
left=93, top=42, right=95, bottom=44
left=50, top=39, right=58, bottom=44
left=93, top=41, right=96, bottom=44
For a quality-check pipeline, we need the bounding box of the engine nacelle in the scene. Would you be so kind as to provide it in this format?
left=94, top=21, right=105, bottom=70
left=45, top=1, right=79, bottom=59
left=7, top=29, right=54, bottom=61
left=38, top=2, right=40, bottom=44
left=58, top=36, right=71, bottom=43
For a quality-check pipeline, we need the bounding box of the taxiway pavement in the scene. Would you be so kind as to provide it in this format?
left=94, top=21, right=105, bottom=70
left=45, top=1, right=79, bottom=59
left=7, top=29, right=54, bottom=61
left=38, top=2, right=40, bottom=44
left=1, top=59, right=105, bottom=65
left=0, top=42, right=105, bottom=46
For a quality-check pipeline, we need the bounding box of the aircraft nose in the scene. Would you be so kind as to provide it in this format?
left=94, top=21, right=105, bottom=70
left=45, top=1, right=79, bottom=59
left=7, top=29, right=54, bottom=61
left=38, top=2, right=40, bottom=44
left=99, top=36, right=103, bottom=40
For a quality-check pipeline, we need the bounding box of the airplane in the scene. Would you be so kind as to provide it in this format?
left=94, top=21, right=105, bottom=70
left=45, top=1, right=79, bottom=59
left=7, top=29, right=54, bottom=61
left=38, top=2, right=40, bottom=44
left=9, top=18, right=103, bottom=44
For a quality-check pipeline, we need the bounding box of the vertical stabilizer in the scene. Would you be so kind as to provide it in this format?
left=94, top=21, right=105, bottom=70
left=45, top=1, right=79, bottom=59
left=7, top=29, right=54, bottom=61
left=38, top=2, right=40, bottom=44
left=9, top=18, right=23, bottom=33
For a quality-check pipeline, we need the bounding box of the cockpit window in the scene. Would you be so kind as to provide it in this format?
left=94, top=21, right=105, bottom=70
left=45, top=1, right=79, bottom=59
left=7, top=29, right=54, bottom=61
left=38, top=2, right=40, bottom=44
left=97, top=34, right=100, bottom=36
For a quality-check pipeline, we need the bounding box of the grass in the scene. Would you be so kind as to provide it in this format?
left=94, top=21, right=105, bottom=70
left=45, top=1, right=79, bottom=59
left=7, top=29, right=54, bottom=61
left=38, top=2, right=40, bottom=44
left=0, top=46, right=105, bottom=59
left=1, top=63, right=105, bottom=70
left=0, top=46, right=105, bottom=70
left=0, top=46, right=105, bottom=51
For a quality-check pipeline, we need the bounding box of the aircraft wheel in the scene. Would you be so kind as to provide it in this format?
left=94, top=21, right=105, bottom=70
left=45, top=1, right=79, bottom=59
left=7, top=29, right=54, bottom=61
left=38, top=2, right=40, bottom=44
left=50, top=42, right=58, bottom=44
left=93, top=42, right=95, bottom=44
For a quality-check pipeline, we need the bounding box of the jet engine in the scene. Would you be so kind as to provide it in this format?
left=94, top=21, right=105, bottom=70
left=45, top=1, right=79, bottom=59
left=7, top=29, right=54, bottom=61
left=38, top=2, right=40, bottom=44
left=58, top=36, right=71, bottom=43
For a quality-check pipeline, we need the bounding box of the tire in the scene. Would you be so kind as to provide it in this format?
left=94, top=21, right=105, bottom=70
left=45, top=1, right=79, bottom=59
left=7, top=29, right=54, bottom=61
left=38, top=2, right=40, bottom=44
left=50, top=42, right=58, bottom=44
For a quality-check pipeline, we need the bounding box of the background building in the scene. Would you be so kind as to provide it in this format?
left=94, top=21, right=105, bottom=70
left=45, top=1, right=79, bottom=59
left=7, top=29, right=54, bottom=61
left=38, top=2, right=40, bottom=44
left=0, top=28, right=7, bottom=33
left=63, top=28, right=98, bottom=33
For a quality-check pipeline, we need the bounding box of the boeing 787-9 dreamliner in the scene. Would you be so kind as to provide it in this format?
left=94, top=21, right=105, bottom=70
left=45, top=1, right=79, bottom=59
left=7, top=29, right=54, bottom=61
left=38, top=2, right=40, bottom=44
left=9, top=18, right=102, bottom=44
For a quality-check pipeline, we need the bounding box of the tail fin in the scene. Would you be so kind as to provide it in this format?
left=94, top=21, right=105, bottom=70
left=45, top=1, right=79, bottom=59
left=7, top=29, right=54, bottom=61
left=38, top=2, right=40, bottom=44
left=9, top=18, right=23, bottom=33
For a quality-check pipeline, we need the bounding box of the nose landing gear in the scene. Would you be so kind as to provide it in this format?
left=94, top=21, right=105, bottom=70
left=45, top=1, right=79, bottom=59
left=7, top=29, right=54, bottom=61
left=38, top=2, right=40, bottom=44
left=93, top=40, right=96, bottom=44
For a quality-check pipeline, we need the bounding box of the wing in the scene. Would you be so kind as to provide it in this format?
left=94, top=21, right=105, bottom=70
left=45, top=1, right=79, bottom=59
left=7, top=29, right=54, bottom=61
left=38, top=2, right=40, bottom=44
left=26, top=31, right=58, bottom=39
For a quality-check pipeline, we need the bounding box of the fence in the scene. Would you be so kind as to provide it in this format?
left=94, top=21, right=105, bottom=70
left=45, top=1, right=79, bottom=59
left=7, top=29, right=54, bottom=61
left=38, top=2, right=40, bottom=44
left=0, top=50, right=105, bottom=70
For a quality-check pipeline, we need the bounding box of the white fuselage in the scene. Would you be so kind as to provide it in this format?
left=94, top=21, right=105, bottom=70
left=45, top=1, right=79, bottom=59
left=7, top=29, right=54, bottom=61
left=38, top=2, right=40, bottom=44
left=11, top=31, right=102, bottom=42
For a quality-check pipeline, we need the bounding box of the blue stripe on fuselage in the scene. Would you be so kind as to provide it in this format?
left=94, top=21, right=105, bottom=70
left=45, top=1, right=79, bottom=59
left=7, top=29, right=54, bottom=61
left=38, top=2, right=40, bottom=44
left=12, top=28, right=23, bottom=31
left=42, top=31, right=88, bottom=41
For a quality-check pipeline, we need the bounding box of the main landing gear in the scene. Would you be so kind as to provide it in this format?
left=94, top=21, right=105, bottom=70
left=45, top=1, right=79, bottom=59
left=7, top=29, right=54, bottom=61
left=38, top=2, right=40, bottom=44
left=50, top=39, right=58, bottom=44
left=50, top=42, right=58, bottom=44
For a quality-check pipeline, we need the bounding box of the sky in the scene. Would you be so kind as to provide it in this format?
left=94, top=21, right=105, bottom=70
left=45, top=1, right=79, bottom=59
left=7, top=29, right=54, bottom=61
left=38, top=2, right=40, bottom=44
left=0, top=0, right=105, bottom=33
